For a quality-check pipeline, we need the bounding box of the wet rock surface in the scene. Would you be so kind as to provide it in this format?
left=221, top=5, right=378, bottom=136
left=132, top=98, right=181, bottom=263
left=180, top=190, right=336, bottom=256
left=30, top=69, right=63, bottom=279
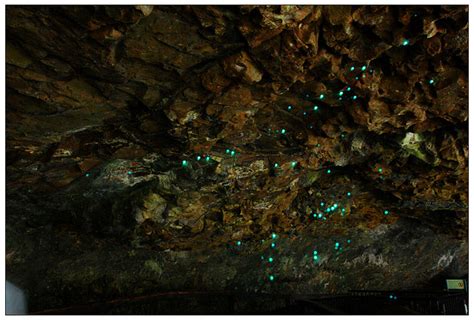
left=6, top=5, right=468, bottom=313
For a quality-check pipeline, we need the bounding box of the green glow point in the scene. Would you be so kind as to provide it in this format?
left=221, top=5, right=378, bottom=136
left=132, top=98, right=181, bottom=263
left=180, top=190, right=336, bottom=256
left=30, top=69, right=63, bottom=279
left=225, top=149, right=230, bottom=154
left=303, top=112, right=307, bottom=116
left=269, top=275, right=275, bottom=281
left=271, top=243, right=276, bottom=248
left=347, top=239, right=351, bottom=243
left=335, top=242, right=340, bottom=248
left=378, top=168, right=383, bottom=173
left=268, top=257, right=273, bottom=263
left=206, top=156, right=211, bottom=161
left=352, top=95, right=357, bottom=100
left=319, top=94, right=325, bottom=100
left=342, top=208, right=346, bottom=212
left=261, top=256, right=264, bottom=260
left=274, top=163, right=279, bottom=168
left=272, top=233, right=277, bottom=239
left=327, top=169, right=331, bottom=174
left=281, top=129, right=286, bottom=134
left=429, top=79, right=435, bottom=85
left=313, top=213, right=317, bottom=218
left=85, top=173, right=90, bottom=177
left=181, top=160, right=188, bottom=167
left=230, top=150, right=236, bottom=156
left=287, top=105, right=293, bottom=110
left=339, top=91, right=344, bottom=96
left=347, top=87, right=351, bottom=91
left=320, top=202, right=324, bottom=206
left=313, top=250, right=318, bottom=255
left=356, top=77, right=359, bottom=80
left=197, top=155, right=201, bottom=161
left=350, top=66, right=355, bottom=71
left=291, top=161, right=297, bottom=168
left=361, top=65, right=367, bottom=71
left=237, top=241, right=241, bottom=246
left=334, top=204, right=338, bottom=208
left=128, top=171, right=132, bottom=175
left=313, top=105, right=319, bottom=111
left=326, top=208, right=331, bottom=213
left=313, top=256, right=318, bottom=261
left=318, top=213, right=322, bottom=218
left=402, top=39, right=409, bottom=46
left=347, top=192, right=351, bottom=197
left=384, top=210, right=389, bottom=215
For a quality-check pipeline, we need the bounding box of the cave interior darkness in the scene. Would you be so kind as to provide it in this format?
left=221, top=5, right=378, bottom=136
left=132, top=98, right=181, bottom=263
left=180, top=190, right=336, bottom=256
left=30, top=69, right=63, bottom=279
left=4, top=4, right=469, bottom=315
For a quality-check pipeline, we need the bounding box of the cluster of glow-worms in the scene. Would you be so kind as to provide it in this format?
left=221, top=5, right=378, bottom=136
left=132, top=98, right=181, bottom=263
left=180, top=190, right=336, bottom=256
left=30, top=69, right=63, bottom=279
left=78, top=47, right=442, bottom=284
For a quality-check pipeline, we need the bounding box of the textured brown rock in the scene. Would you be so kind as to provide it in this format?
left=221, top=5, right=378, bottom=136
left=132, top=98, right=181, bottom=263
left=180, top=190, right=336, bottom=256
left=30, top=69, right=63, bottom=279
left=5, top=5, right=468, bottom=314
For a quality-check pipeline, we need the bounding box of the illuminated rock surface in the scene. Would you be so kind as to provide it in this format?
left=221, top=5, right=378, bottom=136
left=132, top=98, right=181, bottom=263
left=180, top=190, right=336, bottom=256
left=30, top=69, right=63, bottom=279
left=6, top=5, right=467, bottom=313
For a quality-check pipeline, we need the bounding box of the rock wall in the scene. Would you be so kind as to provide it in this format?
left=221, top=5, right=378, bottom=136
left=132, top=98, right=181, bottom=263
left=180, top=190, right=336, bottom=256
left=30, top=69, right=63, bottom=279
left=6, top=5, right=468, bottom=313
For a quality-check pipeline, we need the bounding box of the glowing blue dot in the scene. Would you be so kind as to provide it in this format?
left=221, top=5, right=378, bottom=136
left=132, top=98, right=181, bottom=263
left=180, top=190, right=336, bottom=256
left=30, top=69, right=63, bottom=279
left=334, top=203, right=338, bottom=208
left=269, top=275, right=275, bottom=281
left=361, top=65, right=367, bottom=71
left=318, top=213, right=322, bottom=218
left=287, top=105, right=293, bottom=110
left=402, top=39, right=409, bottom=46
left=182, top=160, right=188, bottom=167
left=350, top=66, right=355, bottom=71
left=384, top=210, right=389, bottom=215
left=271, top=243, right=276, bottom=248
left=326, top=208, right=331, bottom=213
left=339, top=91, right=344, bottom=96
left=268, top=257, right=273, bottom=263
left=313, top=213, right=317, bottom=218
left=197, top=155, right=201, bottom=161
left=274, top=163, right=279, bottom=168
left=281, top=129, right=286, bottom=134
left=347, top=239, right=351, bottom=243
left=347, top=87, right=351, bottom=91
left=128, top=171, right=133, bottom=175
left=313, top=256, right=318, bottom=261
left=320, top=202, right=324, bottom=206
left=225, top=149, right=230, bottom=154
left=261, top=256, right=264, bottom=260
left=319, top=94, right=325, bottom=100
left=389, top=295, right=393, bottom=299
left=206, top=156, right=211, bottom=161
left=313, top=105, right=319, bottom=111
left=230, top=150, right=236, bottom=156
left=237, top=241, right=241, bottom=246
left=335, top=242, right=340, bottom=247
left=272, top=233, right=277, bottom=239
left=429, top=79, right=434, bottom=85
left=342, top=208, right=346, bottom=212
left=352, top=95, right=357, bottom=100
left=303, top=112, right=307, bottom=116
left=313, top=250, right=318, bottom=255
left=327, top=169, right=331, bottom=174
left=347, top=192, right=351, bottom=197
left=291, top=161, right=297, bottom=168
left=355, top=77, right=359, bottom=80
